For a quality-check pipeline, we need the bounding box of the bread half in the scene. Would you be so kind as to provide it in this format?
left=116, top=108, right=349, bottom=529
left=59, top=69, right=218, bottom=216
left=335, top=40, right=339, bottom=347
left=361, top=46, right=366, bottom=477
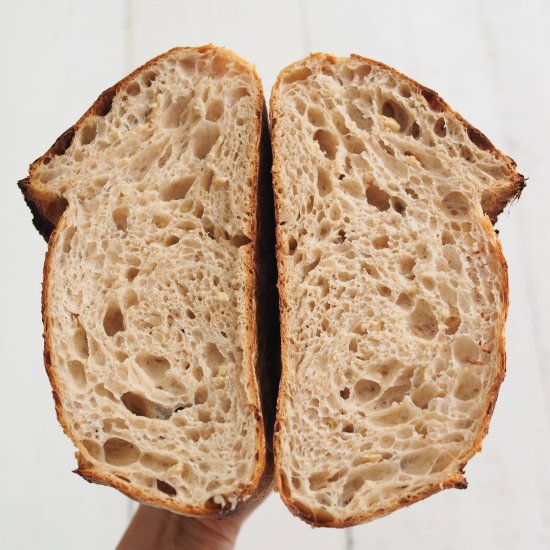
left=270, top=53, right=524, bottom=527
left=18, top=45, right=277, bottom=516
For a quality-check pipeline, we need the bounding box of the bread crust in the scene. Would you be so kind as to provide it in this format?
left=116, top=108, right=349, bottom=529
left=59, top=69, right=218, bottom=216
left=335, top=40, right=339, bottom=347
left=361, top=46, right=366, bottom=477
left=22, top=45, right=274, bottom=517
left=270, top=52, right=520, bottom=527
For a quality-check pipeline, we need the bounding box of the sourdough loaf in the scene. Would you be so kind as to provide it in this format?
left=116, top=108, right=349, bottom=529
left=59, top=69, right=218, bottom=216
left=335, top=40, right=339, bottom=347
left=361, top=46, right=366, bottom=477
left=19, top=45, right=276, bottom=516
left=270, top=53, right=524, bottom=527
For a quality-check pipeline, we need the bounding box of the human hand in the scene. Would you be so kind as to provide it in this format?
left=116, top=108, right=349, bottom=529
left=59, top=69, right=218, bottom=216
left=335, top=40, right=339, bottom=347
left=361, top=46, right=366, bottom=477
left=117, top=494, right=267, bottom=550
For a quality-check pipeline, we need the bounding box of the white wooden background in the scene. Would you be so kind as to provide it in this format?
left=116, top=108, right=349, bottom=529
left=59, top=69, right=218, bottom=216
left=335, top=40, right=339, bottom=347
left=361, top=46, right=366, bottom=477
left=1, top=1, right=549, bottom=548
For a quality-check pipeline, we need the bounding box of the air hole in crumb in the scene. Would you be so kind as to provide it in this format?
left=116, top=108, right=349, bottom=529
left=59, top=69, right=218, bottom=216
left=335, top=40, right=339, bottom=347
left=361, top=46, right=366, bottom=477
left=431, top=453, right=453, bottom=473
left=135, top=353, right=171, bottom=380
left=409, top=300, right=438, bottom=339
left=340, top=387, right=350, bottom=400
left=112, top=206, right=129, bottom=231
left=373, top=235, right=389, bottom=249
left=340, top=177, right=363, bottom=198
left=206, top=99, right=224, bottom=121
left=390, top=197, right=407, bottom=215
left=293, top=97, right=307, bottom=115
left=346, top=102, right=372, bottom=131
left=63, top=226, right=77, bottom=253
left=421, top=88, right=445, bottom=112
left=205, top=343, right=224, bottom=368
left=287, top=236, right=297, bottom=255
left=140, top=452, right=178, bottom=472
left=341, top=475, right=365, bottom=506
left=103, top=438, right=140, bottom=466
left=82, top=439, right=102, bottom=461
left=125, top=267, right=139, bottom=282
left=284, top=66, right=312, bottom=84
left=467, top=127, right=492, bottom=151
left=160, top=176, right=194, bottom=201
left=405, top=187, right=419, bottom=199
left=230, top=233, right=252, bottom=247
left=411, top=121, right=421, bottom=139
left=344, top=135, right=365, bottom=154
left=396, top=292, right=413, bottom=308
left=198, top=410, right=211, bottom=423
left=157, top=144, right=173, bottom=168
left=164, top=235, right=179, bottom=246
left=354, top=379, right=381, bottom=402
left=80, top=122, right=97, bottom=145
left=445, top=315, right=461, bottom=335
left=460, top=145, right=474, bottom=162
left=379, top=140, right=395, bottom=156
left=221, top=397, right=232, bottom=413
left=400, top=447, right=435, bottom=474
left=441, top=230, right=455, bottom=245
left=412, top=383, right=438, bottom=409
left=144, top=70, right=157, bottom=87
left=381, top=99, right=408, bottom=131
left=67, top=360, right=87, bottom=387
left=121, top=392, right=172, bottom=420
left=187, top=428, right=200, bottom=442
left=162, top=94, right=190, bottom=128
left=300, top=251, right=321, bottom=278
left=377, top=285, right=391, bottom=297
left=442, top=191, right=470, bottom=217
left=398, top=84, right=411, bottom=98
left=453, top=335, right=479, bottom=364
left=455, top=371, right=482, bottom=400
left=126, top=81, right=140, bottom=96
left=434, top=117, right=447, bottom=137
left=365, top=184, right=390, bottom=211
left=316, top=167, right=333, bottom=197
left=153, top=213, right=170, bottom=228
left=355, top=64, right=372, bottom=78
left=193, top=201, right=204, bottom=218
left=422, top=276, right=435, bottom=290
left=103, top=303, right=124, bottom=336
left=194, top=386, right=208, bottom=405
left=399, top=257, right=416, bottom=278
left=193, top=123, right=220, bottom=159
left=307, top=107, right=327, bottom=127
left=45, top=196, right=68, bottom=225
left=314, top=129, right=338, bottom=160
left=226, top=86, right=250, bottom=106
left=72, top=324, right=89, bottom=359
left=363, top=263, right=379, bottom=278
left=349, top=339, right=358, bottom=352
left=156, top=479, right=177, bottom=496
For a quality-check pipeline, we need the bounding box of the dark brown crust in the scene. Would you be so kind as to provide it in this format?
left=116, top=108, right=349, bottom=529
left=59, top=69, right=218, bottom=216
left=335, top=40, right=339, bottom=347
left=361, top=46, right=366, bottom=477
left=17, top=177, right=55, bottom=240
left=26, top=45, right=273, bottom=517
left=270, top=53, right=520, bottom=527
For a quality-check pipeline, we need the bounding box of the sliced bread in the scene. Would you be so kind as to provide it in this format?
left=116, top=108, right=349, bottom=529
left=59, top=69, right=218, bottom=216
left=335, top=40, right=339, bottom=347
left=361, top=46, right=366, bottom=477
left=18, top=45, right=277, bottom=516
left=270, top=53, right=524, bottom=526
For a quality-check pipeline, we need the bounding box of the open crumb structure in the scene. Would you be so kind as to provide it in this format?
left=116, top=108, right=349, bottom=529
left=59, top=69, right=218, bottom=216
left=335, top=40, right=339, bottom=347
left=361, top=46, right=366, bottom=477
left=270, top=53, right=524, bottom=527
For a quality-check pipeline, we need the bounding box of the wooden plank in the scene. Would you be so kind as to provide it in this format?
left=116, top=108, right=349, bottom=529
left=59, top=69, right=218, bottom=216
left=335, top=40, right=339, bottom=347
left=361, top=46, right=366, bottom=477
left=0, top=1, right=130, bottom=549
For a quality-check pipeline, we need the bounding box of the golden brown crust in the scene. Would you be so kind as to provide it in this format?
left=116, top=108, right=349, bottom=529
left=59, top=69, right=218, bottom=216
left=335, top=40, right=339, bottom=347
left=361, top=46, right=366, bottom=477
left=26, top=45, right=273, bottom=517
left=270, top=52, right=520, bottom=528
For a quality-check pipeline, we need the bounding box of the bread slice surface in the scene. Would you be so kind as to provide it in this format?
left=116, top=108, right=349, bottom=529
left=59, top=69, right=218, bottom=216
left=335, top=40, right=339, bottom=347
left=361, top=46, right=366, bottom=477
left=270, top=53, right=524, bottom=527
left=19, top=45, right=273, bottom=516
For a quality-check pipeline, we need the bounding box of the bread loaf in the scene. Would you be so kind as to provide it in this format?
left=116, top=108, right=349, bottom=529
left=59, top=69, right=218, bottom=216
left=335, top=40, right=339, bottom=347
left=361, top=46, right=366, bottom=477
left=270, top=53, right=524, bottom=527
left=18, top=45, right=276, bottom=516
